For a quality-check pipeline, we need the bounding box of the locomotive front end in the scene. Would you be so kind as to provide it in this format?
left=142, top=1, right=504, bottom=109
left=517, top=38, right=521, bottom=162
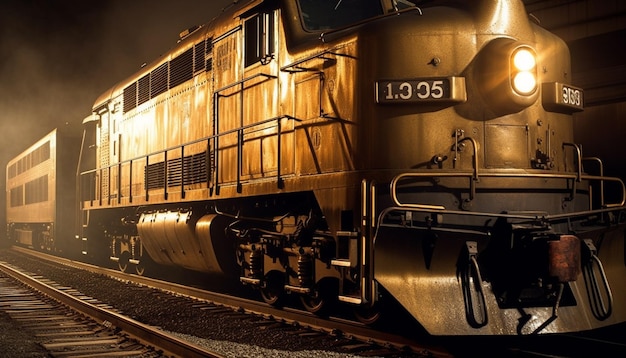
left=350, top=0, right=626, bottom=335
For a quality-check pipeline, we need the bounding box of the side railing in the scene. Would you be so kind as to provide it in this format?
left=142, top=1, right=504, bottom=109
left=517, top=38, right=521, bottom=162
left=79, top=114, right=298, bottom=207
left=389, top=170, right=626, bottom=220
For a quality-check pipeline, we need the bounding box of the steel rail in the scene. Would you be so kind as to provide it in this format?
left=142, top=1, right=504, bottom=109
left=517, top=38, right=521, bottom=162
left=9, top=246, right=450, bottom=357
left=0, top=260, right=224, bottom=358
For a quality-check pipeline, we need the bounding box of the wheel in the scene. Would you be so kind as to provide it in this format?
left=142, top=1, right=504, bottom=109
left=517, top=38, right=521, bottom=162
left=133, top=251, right=154, bottom=276
left=118, top=260, right=128, bottom=273
left=260, top=272, right=285, bottom=306
left=353, top=304, right=381, bottom=325
left=300, top=294, right=325, bottom=313
left=300, top=281, right=337, bottom=315
left=117, top=253, right=129, bottom=273
left=134, top=261, right=145, bottom=276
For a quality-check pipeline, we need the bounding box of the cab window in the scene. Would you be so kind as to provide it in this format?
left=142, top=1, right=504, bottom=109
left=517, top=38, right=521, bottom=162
left=245, top=12, right=275, bottom=67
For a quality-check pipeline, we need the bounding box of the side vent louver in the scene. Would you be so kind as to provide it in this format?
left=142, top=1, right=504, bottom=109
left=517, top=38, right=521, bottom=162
left=170, top=48, right=193, bottom=88
left=151, top=63, right=168, bottom=98
left=122, top=36, right=212, bottom=114
left=145, top=151, right=209, bottom=190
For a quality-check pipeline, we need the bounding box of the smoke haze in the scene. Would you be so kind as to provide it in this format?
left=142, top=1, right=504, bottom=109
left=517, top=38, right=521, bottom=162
left=0, top=0, right=232, bottom=235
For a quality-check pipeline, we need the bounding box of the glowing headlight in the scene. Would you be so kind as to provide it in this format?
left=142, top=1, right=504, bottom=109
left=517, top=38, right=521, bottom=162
left=513, top=72, right=536, bottom=95
left=511, top=47, right=537, bottom=95
left=513, top=49, right=536, bottom=71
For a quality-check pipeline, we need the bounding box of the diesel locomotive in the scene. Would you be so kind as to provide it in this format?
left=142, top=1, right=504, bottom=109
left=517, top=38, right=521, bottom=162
left=6, top=0, right=626, bottom=336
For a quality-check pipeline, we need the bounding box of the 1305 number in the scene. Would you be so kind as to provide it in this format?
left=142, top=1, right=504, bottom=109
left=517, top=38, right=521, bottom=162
left=377, top=78, right=450, bottom=103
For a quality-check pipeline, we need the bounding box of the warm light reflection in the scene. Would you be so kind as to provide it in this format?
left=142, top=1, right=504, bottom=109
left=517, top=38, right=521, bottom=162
left=512, top=47, right=537, bottom=95
left=513, top=72, right=536, bottom=94
left=489, top=1, right=511, bottom=33
left=513, top=48, right=536, bottom=71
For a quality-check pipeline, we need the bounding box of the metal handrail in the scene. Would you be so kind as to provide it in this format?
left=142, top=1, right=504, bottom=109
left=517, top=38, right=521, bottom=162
left=390, top=170, right=626, bottom=212
left=79, top=114, right=299, bottom=205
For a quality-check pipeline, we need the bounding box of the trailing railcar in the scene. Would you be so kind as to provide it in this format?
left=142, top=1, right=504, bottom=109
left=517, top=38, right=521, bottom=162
left=10, top=0, right=622, bottom=336
left=6, top=127, right=80, bottom=255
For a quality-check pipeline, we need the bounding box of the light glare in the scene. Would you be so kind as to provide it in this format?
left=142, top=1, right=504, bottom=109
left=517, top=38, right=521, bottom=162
left=513, top=49, right=536, bottom=71
left=513, top=72, right=536, bottom=94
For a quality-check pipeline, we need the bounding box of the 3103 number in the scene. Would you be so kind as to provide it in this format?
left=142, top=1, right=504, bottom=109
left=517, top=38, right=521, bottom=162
left=562, top=86, right=583, bottom=108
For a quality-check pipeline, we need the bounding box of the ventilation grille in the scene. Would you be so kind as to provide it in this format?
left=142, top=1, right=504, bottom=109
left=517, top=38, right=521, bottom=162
left=137, top=74, right=150, bottom=106
left=151, top=63, right=168, bottom=98
left=170, top=48, right=193, bottom=88
left=145, top=151, right=209, bottom=190
left=122, top=37, right=213, bottom=114
left=123, top=82, right=137, bottom=113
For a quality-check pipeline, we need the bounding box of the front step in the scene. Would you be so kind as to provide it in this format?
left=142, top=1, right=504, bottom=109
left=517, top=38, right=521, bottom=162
left=338, top=295, right=362, bottom=304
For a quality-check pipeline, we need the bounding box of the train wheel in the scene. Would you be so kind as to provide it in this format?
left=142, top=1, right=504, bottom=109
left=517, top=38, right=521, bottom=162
left=300, top=281, right=336, bottom=314
left=353, top=304, right=381, bottom=325
left=134, top=252, right=154, bottom=276
left=117, top=254, right=129, bottom=273
left=300, top=294, right=325, bottom=313
left=260, top=272, right=285, bottom=306
left=134, top=262, right=145, bottom=276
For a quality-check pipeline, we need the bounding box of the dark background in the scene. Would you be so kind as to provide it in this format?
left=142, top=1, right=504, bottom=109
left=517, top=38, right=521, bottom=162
left=525, top=1, right=626, bottom=202
left=0, top=0, right=231, bottom=160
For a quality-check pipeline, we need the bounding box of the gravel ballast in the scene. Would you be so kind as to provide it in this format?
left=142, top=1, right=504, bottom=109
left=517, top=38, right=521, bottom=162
left=0, top=248, right=375, bottom=358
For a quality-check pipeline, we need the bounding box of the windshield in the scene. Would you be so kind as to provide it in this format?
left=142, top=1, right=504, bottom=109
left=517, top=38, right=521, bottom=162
left=297, top=0, right=385, bottom=31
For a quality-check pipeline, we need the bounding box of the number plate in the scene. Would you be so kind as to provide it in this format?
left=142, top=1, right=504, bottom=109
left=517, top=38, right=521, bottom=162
left=376, top=77, right=466, bottom=103
left=541, top=82, right=584, bottom=113
left=559, top=84, right=583, bottom=110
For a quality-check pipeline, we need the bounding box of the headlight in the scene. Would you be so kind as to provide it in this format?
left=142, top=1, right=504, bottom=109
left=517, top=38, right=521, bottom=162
left=513, top=48, right=536, bottom=71
left=513, top=71, right=536, bottom=94
left=473, top=40, right=540, bottom=116
left=511, top=47, right=537, bottom=95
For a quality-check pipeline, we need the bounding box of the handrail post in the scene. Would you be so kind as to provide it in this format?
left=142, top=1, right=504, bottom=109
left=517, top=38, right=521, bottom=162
left=213, top=92, right=220, bottom=196
left=107, top=166, right=111, bottom=205
left=206, top=138, right=212, bottom=195
left=164, top=151, right=168, bottom=200
left=237, top=80, right=244, bottom=194
left=145, top=156, right=149, bottom=201
left=277, top=117, right=284, bottom=189
left=181, top=146, right=186, bottom=199
left=129, top=160, right=133, bottom=203
left=118, top=162, right=122, bottom=204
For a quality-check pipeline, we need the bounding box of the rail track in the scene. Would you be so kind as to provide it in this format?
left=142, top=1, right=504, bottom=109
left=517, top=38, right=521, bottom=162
left=4, top=246, right=625, bottom=357
left=0, top=257, right=225, bottom=357
left=1, top=246, right=449, bottom=357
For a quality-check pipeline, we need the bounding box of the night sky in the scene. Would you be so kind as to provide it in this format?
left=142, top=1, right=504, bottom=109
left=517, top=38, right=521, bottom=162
left=0, top=0, right=231, bottom=163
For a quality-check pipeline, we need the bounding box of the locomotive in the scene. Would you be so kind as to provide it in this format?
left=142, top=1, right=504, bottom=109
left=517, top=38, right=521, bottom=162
left=6, top=0, right=626, bottom=336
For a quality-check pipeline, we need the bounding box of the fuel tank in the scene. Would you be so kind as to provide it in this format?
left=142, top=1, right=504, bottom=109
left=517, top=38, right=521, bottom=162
left=137, top=211, right=237, bottom=275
